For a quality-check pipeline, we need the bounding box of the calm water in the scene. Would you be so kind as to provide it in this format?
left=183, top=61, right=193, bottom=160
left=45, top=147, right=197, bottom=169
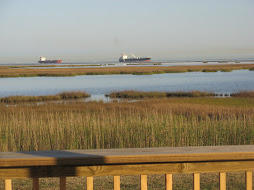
left=0, top=70, right=253, bottom=100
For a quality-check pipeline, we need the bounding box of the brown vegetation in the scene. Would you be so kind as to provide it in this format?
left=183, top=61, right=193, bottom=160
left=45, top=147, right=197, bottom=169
left=0, top=97, right=253, bottom=152
left=0, top=64, right=253, bottom=77
left=0, top=91, right=90, bottom=103
left=231, top=91, right=254, bottom=98
left=107, top=90, right=215, bottom=98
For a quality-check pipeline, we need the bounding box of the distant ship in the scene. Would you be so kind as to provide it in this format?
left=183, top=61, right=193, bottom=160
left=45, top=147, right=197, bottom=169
left=119, top=53, right=151, bottom=62
left=38, top=57, right=62, bottom=63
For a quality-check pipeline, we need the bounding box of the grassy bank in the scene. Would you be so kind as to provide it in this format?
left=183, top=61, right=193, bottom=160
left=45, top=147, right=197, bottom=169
left=0, top=97, right=253, bottom=151
left=0, top=64, right=253, bottom=78
left=107, top=90, right=216, bottom=98
left=231, top=91, right=254, bottom=98
left=108, top=90, right=254, bottom=99
left=0, top=91, right=90, bottom=103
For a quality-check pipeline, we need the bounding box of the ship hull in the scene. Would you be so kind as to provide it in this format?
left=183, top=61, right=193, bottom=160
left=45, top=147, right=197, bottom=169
left=119, top=58, right=151, bottom=62
left=38, top=60, right=62, bottom=64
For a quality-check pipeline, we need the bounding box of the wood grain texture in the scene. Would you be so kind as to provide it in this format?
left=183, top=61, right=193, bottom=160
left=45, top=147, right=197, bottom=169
left=220, top=172, right=226, bottom=190
left=165, top=174, right=172, bottom=190
left=32, top=178, right=39, bottom=190
left=114, top=176, right=120, bottom=190
left=87, top=177, right=93, bottom=190
left=1, top=161, right=254, bottom=179
left=1, top=146, right=254, bottom=189
left=141, top=175, right=147, bottom=190
left=1, top=145, right=254, bottom=167
left=193, top=173, right=200, bottom=190
left=246, top=171, right=252, bottom=190
left=60, top=177, right=66, bottom=190
left=5, top=179, right=12, bottom=190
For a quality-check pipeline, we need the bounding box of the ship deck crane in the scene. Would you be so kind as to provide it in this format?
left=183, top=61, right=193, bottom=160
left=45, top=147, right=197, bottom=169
left=130, top=53, right=137, bottom=58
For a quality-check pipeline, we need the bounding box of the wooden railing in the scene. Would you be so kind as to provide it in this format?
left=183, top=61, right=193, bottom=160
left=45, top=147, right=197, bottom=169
left=1, top=145, right=254, bottom=190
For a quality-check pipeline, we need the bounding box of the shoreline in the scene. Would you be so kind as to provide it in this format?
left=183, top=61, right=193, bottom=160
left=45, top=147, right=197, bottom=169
left=0, top=63, right=253, bottom=78
left=1, top=90, right=253, bottom=104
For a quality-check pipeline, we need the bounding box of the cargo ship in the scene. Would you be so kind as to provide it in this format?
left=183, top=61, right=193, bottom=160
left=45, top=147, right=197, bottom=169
left=119, top=53, right=151, bottom=62
left=38, top=57, right=62, bottom=64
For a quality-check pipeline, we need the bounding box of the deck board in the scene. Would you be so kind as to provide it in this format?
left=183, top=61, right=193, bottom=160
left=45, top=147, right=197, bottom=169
left=1, top=145, right=254, bottom=167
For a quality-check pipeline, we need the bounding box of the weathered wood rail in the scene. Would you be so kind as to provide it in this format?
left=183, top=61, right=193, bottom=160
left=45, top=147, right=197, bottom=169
left=1, top=145, right=254, bottom=190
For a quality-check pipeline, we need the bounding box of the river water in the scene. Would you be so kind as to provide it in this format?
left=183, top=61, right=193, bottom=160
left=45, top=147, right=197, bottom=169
left=0, top=70, right=253, bottom=100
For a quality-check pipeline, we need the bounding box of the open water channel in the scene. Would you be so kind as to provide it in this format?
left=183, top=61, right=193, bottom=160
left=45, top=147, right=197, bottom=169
left=0, top=69, right=253, bottom=101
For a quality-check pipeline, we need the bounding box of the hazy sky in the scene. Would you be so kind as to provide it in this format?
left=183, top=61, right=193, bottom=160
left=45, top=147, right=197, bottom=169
left=0, top=0, right=254, bottom=62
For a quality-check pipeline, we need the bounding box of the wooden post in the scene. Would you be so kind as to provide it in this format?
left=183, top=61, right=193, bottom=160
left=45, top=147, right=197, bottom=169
left=219, top=172, right=226, bottom=190
left=165, top=174, right=172, bottom=190
left=193, top=173, right=200, bottom=190
left=5, top=179, right=12, bottom=190
left=114, top=175, right=120, bottom=190
left=87, top=177, right=93, bottom=190
left=246, top=171, right=253, bottom=190
left=60, top=177, right=66, bottom=190
left=141, top=175, right=147, bottom=190
left=33, top=178, right=39, bottom=190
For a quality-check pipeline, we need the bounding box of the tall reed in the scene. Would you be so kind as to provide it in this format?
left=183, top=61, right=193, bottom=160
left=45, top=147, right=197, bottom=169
left=0, top=98, right=253, bottom=151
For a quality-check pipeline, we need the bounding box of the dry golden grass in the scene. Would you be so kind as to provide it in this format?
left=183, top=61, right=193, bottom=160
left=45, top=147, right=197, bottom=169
left=0, top=97, right=253, bottom=151
left=0, top=64, right=253, bottom=77
left=0, top=91, right=90, bottom=103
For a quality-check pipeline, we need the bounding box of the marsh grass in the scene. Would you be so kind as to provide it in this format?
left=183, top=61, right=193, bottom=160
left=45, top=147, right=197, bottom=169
left=0, top=91, right=90, bottom=103
left=166, top=91, right=215, bottom=97
left=202, top=69, right=218, bottom=72
left=0, top=64, right=253, bottom=78
left=107, top=90, right=215, bottom=98
left=107, top=90, right=167, bottom=98
left=0, top=97, right=253, bottom=152
left=164, top=70, right=187, bottom=73
left=218, top=61, right=228, bottom=63
left=231, top=91, right=254, bottom=98
left=132, top=72, right=154, bottom=75
left=188, top=69, right=201, bottom=72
